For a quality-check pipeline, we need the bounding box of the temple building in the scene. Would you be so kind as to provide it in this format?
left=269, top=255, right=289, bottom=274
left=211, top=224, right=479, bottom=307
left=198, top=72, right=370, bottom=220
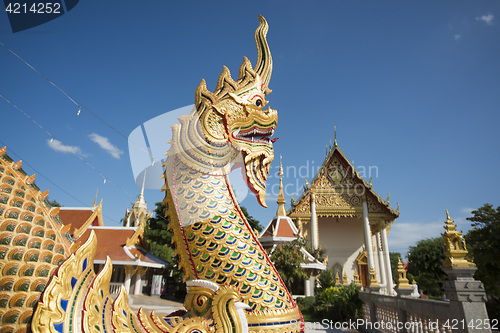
left=259, top=158, right=326, bottom=296
left=287, top=133, right=399, bottom=295
left=123, top=172, right=152, bottom=227
left=57, top=191, right=166, bottom=297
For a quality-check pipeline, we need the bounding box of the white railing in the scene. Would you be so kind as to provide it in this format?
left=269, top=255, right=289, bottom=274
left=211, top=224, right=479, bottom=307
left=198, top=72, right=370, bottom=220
left=359, top=292, right=452, bottom=333
left=109, top=282, right=123, bottom=295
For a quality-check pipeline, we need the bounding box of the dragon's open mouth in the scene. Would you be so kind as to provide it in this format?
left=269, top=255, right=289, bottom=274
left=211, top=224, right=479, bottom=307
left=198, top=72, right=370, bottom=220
left=232, top=126, right=277, bottom=145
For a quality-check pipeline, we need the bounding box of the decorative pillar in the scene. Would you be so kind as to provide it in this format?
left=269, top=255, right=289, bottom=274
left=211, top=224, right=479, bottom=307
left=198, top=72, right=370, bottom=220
left=308, top=276, right=315, bottom=296
left=342, top=272, right=349, bottom=286
left=124, top=266, right=133, bottom=295
left=310, top=191, right=318, bottom=250
left=376, top=232, right=387, bottom=293
left=134, top=267, right=146, bottom=295
left=362, top=199, right=375, bottom=284
left=394, top=258, right=413, bottom=296
left=381, top=226, right=394, bottom=295
left=304, top=278, right=311, bottom=297
left=441, top=210, right=489, bottom=332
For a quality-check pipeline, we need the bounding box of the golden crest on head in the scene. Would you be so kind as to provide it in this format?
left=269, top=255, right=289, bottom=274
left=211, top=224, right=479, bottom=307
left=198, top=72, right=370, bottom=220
left=194, top=15, right=276, bottom=207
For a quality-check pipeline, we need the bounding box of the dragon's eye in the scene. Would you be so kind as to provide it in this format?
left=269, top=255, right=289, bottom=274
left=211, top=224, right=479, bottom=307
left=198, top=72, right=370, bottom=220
left=255, top=99, right=262, bottom=107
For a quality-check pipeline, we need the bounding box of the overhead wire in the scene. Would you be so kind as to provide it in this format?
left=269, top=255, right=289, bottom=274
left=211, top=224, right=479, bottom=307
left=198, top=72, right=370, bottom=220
left=0, top=139, right=123, bottom=225
left=0, top=40, right=150, bottom=156
left=0, top=92, right=134, bottom=199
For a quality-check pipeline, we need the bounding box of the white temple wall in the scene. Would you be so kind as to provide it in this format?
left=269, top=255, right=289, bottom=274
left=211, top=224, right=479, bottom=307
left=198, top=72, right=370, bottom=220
left=317, top=216, right=365, bottom=283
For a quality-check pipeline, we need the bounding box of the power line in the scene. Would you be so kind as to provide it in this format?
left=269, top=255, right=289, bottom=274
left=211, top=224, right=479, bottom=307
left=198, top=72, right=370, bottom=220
left=0, top=140, right=123, bottom=225
left=0, top=40, right=149, bottom=156
left=0, top=93, right=55, bottom=140
left=0, top=92, right=134, bottom=199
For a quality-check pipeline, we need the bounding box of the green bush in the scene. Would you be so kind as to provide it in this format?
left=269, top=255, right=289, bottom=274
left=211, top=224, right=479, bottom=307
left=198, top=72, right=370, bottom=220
left=317, top=270, right=335, bottom=293
left=315, top=284, right=363, bottom=322
left=296, top=296, right=316, bottom=313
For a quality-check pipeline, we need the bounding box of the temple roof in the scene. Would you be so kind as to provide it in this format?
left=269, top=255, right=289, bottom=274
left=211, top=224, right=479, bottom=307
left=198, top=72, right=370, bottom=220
left=288, top=139, right=399, bottom=226
left=78, top=227, right=167, bottom=268
left=58, top=204, right=166, bottom=268
left=59, top=203, right=104, bottom=239
left=259, top=216, right=300, bottom=244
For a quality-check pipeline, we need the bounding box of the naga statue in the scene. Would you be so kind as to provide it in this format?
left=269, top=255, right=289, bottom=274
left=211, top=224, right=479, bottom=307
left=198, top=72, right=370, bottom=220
left=0, top=16, right=304, bottom=333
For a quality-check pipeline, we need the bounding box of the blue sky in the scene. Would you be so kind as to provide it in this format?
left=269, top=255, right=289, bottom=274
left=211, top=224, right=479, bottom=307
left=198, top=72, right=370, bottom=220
left=1, top=1, right=499, bottom=256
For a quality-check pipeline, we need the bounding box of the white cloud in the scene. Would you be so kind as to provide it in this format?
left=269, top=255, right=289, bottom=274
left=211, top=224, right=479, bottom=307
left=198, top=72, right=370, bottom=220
left=47, top=139, right=84, bottom=155
left=454, top=34, right=461, bottom=41
left=388, top=220, right=444, bottom=255
left=88, top=133, right=123, bottom=159
left=460, top=207, right=474, bottom=215
left=476, top=13, right=494, bottom=25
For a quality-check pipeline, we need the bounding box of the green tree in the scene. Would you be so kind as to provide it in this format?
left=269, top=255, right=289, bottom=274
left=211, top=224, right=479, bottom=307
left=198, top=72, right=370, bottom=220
left=240, top=206, right=262, bottom=232
left=143, top=202, right=181, bottom=275
left=465, top=203, right=500, bottom=317
left=389, top=252, right=402, bottom=284
left=144, top=202, right=172, bottom=261
left=47, top=198, right=62, bottom=207
left=270, top=238, right=308, bottom=291
left=407, top=237, right=446, bottom=297
left=317, top=269, right=335, bottom=292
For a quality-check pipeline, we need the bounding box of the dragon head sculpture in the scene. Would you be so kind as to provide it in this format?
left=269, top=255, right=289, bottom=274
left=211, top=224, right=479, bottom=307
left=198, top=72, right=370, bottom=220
left=194, top=15, right=276, bottom=207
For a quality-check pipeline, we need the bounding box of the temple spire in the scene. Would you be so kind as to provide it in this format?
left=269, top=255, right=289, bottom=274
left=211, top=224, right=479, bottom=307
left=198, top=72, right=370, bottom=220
left=334, top=125, right=338, bottom=147
left=136, top=167, right=147, bottom=209
left=276, top=155, right=286, bottom=217
left=93, top=188, right=98, bottom=207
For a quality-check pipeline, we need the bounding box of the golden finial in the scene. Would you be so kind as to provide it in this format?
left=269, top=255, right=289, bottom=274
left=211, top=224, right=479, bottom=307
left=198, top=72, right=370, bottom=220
left=329, top=137, right=332, bottom=151
left=396, top=258, right=412, bottom=289
left=342, top=272, right=349, bottom=286
left=442, top=210, right=475, bottom=268
left=397, top=203, right=400, bottom=214
left=13, top=160, right=22, bottom=170
left=353, top=269, right=361, bottom=286
left=278, top=155, right=284, bottom=177
left=368, top=177, right=372, bottom=187
left=304, top=178, right=309, bottom=187
left=93, top=188, right=99, bottom=207
left=291, top=195, right=295, bottom=205
left=334, top=125, right=338, bottom=147
left=276, top=155, right=286, bottom=217
left=386, top=194, right=390, bottom=204
left=368, top=266, right=380, bottom=288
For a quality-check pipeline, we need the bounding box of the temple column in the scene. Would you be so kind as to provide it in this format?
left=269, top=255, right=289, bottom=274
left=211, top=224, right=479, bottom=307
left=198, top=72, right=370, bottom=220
left=362, top=199, right=375, bottom=283
left=304, top=277, right=311, bottom=297
left=310, top=191, right=318, bottom=250
left=376, top=232, right=387, bottom=293
left=134, top=267, right=145, bottom=295
left=124, top=266, right=133, bottom=295
left=381, top=226, right=394, bottom=294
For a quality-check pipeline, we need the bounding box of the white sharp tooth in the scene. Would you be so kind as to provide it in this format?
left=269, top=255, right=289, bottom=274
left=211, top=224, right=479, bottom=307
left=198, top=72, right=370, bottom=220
left=234, top=127, right=241, bottom=136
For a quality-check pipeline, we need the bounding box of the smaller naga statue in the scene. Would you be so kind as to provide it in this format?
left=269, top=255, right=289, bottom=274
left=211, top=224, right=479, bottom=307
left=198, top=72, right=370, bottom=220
left=27, top=15, right=304, bottom=333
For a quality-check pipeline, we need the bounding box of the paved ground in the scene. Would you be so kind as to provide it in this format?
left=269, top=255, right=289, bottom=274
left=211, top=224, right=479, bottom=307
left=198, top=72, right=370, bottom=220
left=128, top=295, right=184, bottom=316
left=127, top=295, right=353, bottom=333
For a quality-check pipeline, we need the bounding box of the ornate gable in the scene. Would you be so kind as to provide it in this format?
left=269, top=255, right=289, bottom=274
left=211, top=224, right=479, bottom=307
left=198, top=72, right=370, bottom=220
left=288, top=143, right=399, bottom=222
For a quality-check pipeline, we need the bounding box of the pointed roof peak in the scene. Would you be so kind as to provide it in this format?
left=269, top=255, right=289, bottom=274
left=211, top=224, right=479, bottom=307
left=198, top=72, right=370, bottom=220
left=276, top=155, right=286, bottom=217
left=334, top=125, right=338, bottom=147
left=133, top=168, right=147, bottom=210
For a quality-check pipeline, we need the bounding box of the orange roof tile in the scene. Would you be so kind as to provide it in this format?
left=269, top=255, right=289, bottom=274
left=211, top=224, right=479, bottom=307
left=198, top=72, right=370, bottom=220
left=58, top=209, right=93, bottom=234
left=79, top=227, right=135, bottom=262
left=274, top=217, right=296, bottom=238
